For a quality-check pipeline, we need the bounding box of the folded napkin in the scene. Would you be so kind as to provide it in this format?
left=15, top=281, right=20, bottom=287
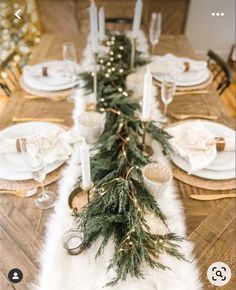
left=0, top=128, right=82, bottom=164
left=167, top=121, right=235, bottom=172
left=150, top=53, right=207, bottom=78
left=23, top=61, right=80, bottom=86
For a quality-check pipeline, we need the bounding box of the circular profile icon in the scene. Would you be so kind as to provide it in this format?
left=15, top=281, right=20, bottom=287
left=207, top=262, right=231, bottom=287
left=8, top=268, right=23, bottom=284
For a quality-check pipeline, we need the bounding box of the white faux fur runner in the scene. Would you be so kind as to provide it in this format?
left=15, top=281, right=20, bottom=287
left=32, top=32, right=202, bottom=290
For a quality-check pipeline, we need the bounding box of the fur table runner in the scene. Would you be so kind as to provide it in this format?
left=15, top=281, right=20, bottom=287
left=33, top=142, right=202, bottom=290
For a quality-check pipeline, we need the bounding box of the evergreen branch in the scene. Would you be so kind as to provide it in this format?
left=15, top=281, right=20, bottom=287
left=75, top=31, right=186, bottom=287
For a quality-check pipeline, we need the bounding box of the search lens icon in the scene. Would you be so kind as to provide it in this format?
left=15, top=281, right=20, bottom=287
left=216, top=270, right=223, bottom=278
left=207, top=262, right=231, bottom=286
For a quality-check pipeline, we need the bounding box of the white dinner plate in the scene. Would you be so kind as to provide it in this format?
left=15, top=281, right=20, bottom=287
left=153, top=56, right=210, bottom=87
left=22, top=61, right=81, bottom=91
left=172, top=155, right=235, bottom=180
left=167, top=120, right=235, bottom=180
left=0, top=122, right=66, bottom=180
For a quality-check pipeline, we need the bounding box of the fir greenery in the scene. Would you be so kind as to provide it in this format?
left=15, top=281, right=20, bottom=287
left=75, top=31, right=186, bottom=287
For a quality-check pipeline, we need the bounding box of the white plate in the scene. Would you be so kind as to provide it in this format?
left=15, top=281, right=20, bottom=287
left=0, top=122, right=65, bottom=181
left=153, top=56, right=210, bottom=87
left=172, top=155, right=235, bottom=180
left=168, top=120, right=235, bottom=180
left=22, top=61, right=81, bottom=92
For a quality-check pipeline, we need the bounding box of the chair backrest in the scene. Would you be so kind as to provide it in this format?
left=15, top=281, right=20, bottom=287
left=0, top=50, right=22, bottom=97
left=207, top=49, right=232, bottom=95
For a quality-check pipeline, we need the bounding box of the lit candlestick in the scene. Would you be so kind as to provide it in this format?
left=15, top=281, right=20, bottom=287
left=132, top=0, right=143, bottom=39
left=142, top=66, right=152, bottom=121
left=89, top=0, right=99, bottom=53
left=98, top=7, right=105, bottom=42
left=80, top=139, right=92, bottom=188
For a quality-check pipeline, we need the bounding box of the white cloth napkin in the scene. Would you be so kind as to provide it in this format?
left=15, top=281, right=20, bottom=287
left=0, top=128, right=82, bottom=164
left=167, top=121, right=217, bottom=172
left=150, top=53, right=207, bottom=79
left=23, top=61, right=81, bottom=87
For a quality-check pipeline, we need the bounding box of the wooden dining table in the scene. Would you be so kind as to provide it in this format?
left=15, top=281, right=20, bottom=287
left=0, top=33, right=235, bottom=290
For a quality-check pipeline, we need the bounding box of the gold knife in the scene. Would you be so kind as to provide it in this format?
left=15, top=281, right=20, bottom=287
left=12, top=117, right=65, bottom=123
left=170, top=112, right=218, bottom=121
left=24, top=95, right=67, bottom=101
left=175, top=90, right=209, bottom=96
left=190, top=193, right=236, bottom=201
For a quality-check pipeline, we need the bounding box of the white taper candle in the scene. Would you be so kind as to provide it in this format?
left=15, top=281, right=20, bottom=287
left=132, top=0, right=143, bottom=39
left=89, top=0, right=99, bottom=53
left=142, top=66, right=152, bottom=121
left=80, top=139, right=92, bottom=188
left=98, top=7, right=105, bottom=42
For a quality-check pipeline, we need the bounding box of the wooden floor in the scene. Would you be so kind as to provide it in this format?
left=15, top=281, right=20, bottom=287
left=0, top=34, right=235, bottom=290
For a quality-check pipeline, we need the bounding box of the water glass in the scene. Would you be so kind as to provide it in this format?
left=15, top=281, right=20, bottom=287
left=20, top=136, right=56, bottom=209
left=160, top=77, right=176, bottom=123
left=149, top=12, right=162, bottom=55
left=62, top=42, right=78, bottom=82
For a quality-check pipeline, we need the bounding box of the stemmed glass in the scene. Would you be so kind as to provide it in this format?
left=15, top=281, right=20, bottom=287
left=62, top=42, right=78, bottom=82
left=160, top=76, right=176, bottom=123
left=20, top=136, right=56, bottom=209
left=149, top=12, right=162, bottom=55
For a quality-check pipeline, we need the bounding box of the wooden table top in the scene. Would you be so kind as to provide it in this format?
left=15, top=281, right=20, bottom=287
left=0, top=34, right=235, bottom=290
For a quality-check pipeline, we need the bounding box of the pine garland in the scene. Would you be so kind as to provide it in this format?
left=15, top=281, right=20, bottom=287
left=76, top=31, right=186, bottom=287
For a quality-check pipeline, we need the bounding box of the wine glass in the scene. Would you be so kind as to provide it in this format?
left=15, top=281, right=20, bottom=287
left=20, top=136, right=56, bottom=209
left=62, top=42, right=78, bottom=82
left=160, top=76, right=176, bottom=123
left=149, top=12, right=162, bottom=55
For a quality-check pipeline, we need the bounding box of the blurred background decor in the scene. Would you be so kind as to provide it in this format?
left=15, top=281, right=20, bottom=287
left=0, top=0, right=40, bottom=98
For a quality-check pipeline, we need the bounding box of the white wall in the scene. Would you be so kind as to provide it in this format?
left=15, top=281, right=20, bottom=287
left=185, top=0, right=235, bottom=60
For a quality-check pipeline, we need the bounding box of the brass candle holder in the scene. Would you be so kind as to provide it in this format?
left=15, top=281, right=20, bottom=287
left=131, top=38, right=137, bottom=71
left=142, top=121, right=154, bottom=158
left=68, top=182, right=94, bottom=210
left=62, top=182, right=95, bottom=255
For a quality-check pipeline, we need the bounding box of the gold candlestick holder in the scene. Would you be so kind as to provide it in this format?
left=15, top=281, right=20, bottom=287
left=68, top=182, right=95, bottom=211
left=131, top=38, right=137, bottom=71
left=93, top=53, right=98, bottom=101
left=142, top=121, right=153, bottom=158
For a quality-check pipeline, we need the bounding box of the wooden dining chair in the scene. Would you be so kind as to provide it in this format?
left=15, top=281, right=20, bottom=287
left=0, top=50, right=22, bottom=97
left=207, top=49, right=232, bottom=95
